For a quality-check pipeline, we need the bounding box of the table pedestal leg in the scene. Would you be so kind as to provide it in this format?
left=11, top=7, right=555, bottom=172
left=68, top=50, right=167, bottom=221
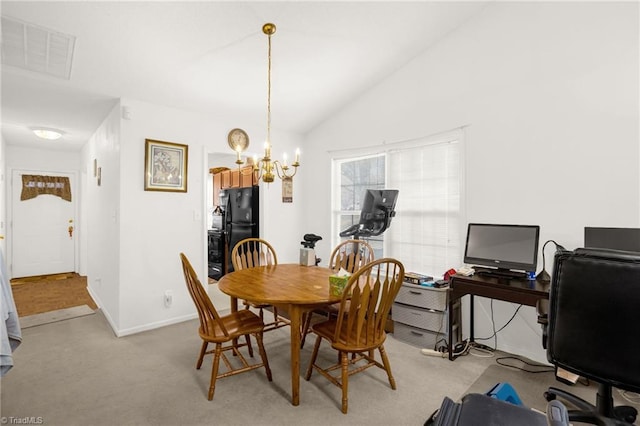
left=230, top=296, right=239, bottom=351
left=289, top=304, right=301, bottom=406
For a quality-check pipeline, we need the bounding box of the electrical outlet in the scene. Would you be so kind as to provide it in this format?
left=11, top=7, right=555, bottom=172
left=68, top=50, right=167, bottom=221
left=164, top=290, right=173, bottom=308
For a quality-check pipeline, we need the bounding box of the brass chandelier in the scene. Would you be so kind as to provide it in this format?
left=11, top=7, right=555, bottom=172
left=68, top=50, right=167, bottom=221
left=232, top=23, right=300, bottom=183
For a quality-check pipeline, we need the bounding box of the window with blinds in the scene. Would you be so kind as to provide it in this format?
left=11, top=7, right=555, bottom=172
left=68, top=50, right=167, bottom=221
left=333, top=154, right=387, bottom=259
left=332, top=132, right=463, bottom=277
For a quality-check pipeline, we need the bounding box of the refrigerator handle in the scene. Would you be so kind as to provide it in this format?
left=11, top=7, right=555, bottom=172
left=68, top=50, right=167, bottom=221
left=225, top=192, right=232, bottom=224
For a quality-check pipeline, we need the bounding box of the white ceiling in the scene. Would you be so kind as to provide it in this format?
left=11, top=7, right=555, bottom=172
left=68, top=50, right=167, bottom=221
left=1, top=1, right=488, bottom=151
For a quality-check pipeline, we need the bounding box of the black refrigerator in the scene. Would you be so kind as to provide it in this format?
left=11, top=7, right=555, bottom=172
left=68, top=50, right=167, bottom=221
left=221, top=186, right=260, bottom=274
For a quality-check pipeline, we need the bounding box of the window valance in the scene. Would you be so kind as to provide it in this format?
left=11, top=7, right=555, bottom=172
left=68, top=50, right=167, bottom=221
left=20, top=175, right=72, bottom=202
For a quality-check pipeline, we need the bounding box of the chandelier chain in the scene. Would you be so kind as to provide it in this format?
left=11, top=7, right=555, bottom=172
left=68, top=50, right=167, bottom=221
left=266, top=30, right=272, bottom=150
left=230, top=23, right=299, bottom=185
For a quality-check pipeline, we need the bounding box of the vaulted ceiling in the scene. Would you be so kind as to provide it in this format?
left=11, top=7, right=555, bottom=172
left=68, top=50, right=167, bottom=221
left=1, top=1, right=488, bottom=151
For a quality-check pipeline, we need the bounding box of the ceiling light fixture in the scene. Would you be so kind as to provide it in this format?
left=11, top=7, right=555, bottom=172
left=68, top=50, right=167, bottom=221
left=230, top=23, right=300, bottom=183
left=32, top=127, right=63, bottom=140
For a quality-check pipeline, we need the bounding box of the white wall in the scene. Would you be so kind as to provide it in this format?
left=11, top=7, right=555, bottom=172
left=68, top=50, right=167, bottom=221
left=4, top=99, right=304, bottom=336
left=84, top=98, right=304, bottom=335
left=5, top=146, right=81, bottom=171
left=82, top=105, right=122, bottom=331
left=302, top=2, right=639, bottom=363
left=0, top=135, right=6, bottom=257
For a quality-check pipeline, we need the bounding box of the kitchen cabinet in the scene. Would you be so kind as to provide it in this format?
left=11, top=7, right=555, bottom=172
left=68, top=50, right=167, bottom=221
left=211, top=166, right=258, bottom=207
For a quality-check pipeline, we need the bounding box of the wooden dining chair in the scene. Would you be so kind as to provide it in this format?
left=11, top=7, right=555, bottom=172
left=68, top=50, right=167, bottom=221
left=300, top=239, right=375, bottom=348
left=179, top=253, right=272, bottom=400
left=329, top=239, right=375, bottom=274
left=304, top=257, right=404, bottom=414
left=230, top=238, right=290, bottom=331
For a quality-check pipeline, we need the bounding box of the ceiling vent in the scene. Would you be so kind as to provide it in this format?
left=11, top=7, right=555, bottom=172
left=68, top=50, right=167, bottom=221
left=1, top=15, right=76, bottom=80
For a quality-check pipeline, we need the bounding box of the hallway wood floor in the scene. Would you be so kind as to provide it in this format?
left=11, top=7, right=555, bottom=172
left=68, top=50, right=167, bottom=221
left=10, top=273, right=98, bottom=317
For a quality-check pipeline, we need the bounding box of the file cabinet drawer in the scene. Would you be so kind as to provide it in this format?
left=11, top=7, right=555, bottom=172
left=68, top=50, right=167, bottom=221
left=394, top=283, right=448, bottom=311
left=392, top=302, right=447, bottom=332
left=393, top=322, right=459, bottom=350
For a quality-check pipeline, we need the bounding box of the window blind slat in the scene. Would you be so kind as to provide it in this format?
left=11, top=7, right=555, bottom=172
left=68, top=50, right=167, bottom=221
left=333, top=138, right=462, bottom=277
left=387, top=140, right=461, bottom=277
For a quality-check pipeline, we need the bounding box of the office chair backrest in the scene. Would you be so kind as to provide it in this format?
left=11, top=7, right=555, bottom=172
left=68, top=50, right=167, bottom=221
left=548, top=248, right=640, bottom=393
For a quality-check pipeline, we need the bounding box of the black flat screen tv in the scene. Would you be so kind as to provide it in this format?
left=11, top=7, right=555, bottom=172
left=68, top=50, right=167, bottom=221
left=584, top=227, right=640, bottom=253
left=463, top=223, right=540, bottom=273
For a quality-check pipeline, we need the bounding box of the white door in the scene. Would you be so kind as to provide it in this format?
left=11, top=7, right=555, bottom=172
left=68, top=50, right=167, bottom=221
left=11, top=170, right=76, bottom=278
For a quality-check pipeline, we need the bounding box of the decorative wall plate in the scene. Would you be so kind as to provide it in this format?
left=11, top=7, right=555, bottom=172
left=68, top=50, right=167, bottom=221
left=227, top=128, right=249, bottom=152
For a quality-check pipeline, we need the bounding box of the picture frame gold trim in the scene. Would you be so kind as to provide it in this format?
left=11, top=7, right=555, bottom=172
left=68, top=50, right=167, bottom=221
left=144, top=139, right=188, bottom=192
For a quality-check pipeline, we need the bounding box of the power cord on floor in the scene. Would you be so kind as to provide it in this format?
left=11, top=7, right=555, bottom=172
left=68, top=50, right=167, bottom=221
left=468, top=342, right=495, bottom=358
left=421, top=339, right=496, bottom=359
left=495, top=355, right=555, bottom=373
left=420, top=299, right=525, bottom=360
left=619, top=389, right=640, bottom=406
left=420, top=339, right=471, bottom=358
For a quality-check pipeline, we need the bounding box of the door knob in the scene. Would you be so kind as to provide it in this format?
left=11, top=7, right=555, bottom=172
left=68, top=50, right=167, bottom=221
left=68, top=225, right=74, bottom=238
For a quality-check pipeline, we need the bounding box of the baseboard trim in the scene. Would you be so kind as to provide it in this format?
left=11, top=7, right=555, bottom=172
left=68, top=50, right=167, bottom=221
left=87, top=287, right=198, bottom=337
left=115, top=313, right=199, bottom=337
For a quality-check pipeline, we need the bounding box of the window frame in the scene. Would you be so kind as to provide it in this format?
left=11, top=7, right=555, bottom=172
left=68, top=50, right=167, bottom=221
left=330, top=128, right=466, bottom=277
left=331, top=153, right=388, bottom=258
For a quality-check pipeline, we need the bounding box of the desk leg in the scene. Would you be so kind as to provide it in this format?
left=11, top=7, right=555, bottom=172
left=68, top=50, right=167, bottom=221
left=289, top=304, right=302, bottom=406
left=448, top=297, right=454, bottom=361
left=469, top=294, right=475, bottom=343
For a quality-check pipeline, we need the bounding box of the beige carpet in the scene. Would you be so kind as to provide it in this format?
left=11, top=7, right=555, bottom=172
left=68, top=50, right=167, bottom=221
left=465, top=362, right=631, bottom=413
left=2, top=311, right=495, bottom=426
left=19, top=305, right=96, bottom=329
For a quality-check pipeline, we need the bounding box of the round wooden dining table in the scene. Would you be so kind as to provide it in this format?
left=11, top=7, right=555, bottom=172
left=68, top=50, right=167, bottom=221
left=217, top=263, right=340, bottom=406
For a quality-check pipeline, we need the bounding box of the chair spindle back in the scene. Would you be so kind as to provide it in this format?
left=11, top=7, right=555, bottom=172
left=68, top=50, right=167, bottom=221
left=333, top=258, right=404, bottom=348
left=180, top=253, right=229, bottom=338
left=329, top=239, right=374, bottom=273
left=231, top=238, right=278, bottom=271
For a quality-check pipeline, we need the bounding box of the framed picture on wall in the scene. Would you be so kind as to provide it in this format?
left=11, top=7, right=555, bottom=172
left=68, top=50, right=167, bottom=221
left=282, top=176, right=293, bottom=203
left=144, top=139, right=189, bottom=192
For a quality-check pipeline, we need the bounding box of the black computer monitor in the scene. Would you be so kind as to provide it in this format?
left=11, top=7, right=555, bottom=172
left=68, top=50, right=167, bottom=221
left=584, top=227, right=640, bottom=252
left=463, top=223, right=540, bottom=275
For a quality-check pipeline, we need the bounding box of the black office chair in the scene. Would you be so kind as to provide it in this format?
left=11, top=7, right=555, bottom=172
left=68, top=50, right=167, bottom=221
left=543, top=248, right=640, bottom=425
